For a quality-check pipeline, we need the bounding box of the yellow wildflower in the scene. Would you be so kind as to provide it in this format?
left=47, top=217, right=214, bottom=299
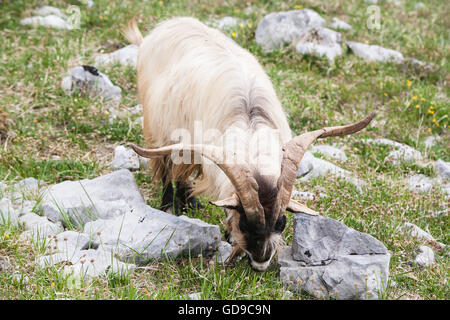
left=239, top=23, right=244, bottom=28
left=384, top=93, right=388, bottom=97
left=427, top=109, right=434, bottom=114
left=247, top=23, right=252, bottom=28
left=51, top=282, right=55, bottom=287
left=5, top=234, right=9, bottom=239
left=294, top=5, right=303, bottom=9
left=415, top=105, right=420, bottom=108
left=412, top=96, right=417, bottom=100
left=427, top=128, right=432, bottom=133
left=406, top=80, right=411, bottom=86
left=432, top=118, right=436, bottom=123
left=231, top=32, right=237, bottom=38
left=420, top=97, right=426, bottom=101
left=436, top=122, right=439, bottom=127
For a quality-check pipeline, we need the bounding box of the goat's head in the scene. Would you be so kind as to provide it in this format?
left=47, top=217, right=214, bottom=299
left=131, top=111, right=376, bottom=271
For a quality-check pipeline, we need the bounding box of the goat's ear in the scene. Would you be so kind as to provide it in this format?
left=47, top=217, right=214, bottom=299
left=286, top=199, right=320, bottom=216
left=210, top=194, right=240, bottom=209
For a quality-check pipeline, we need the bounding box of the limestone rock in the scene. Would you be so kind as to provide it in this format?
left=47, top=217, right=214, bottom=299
left=83, top=203, right=221, bottom=265
left=278, top=213, right=390, bottom=299
left=329, top=17, right=352, bottom=30
left=255, top=9, right=326, bottom=52
left=39, top=169, right=145, bottom=228
left=61, top=65, right=121, bottom=106
left=95, top=44, right=138, bottom=68
left=112, top=145, right=140, bottom=171
left=347, top=42, right=404, bottom=63
left=297, top=151, right=367, bottom=191
left=414, top=245, right=434, bottom=267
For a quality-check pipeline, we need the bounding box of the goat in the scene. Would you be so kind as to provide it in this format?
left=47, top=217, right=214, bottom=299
left=124, top=17, right=375, bottom=271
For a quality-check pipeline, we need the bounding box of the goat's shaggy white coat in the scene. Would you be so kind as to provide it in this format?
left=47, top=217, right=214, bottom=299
left=127, top=17, right=292, bottom=201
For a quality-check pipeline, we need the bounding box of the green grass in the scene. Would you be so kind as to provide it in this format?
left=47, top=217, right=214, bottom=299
left=0, top=0, right=448, bottom=300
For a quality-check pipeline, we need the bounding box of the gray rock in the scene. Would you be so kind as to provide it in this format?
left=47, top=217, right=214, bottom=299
left=407, top=174, right=434, bottom=194
left=415, top=2, right=425, bottom=9
left=83, top=203, right=221, bottom=265
left=310, top=145, right=347, bottom=162
left=291, top=213, right=388, bottom=266
left=414, top=245, right=434, bottom=267
left=33, top=6, right=67, bottom=19
left=187, top=292, right=202, bottom=300
left=329, top=17, right=352, bottom=30
left=291, top=190, right=327, bottom=201
left=278, top=213, right=390, bottom=299
left=0, top=198, right=19, bottom=225
left=14, top=177, right=43, bottom=193
left=19, top=212, right=64, bottom=237
left=401, top=222, right=435, bottom=242
left=297, top=151, right=367, bottom=191
left=44, top=230, right=92, bottom=256
left=435, top=160, right=450, bottom=180
left=21, top=15, right=72, bottom=30
left=112, top=145, right=140, bottom=171
left=347, top=42, right=404, bottom=63
left=364, top=138, right=422, bottom=164
left=40, top=169, right=145, bottom=228
left=424, top=136, right=440, bottom=148
left=207, top=16, right=246, bottom=30
left=40, top=248, right=135, bottom=283
left=61, top=65, right=121, bottom=106
left=295, top=27, right=342, bottom=61
left=95, top=44, right=138, bottom=68
left=278, top=246, right=390, bottom=300
left=255, top=9, right=326, bottom=52
left=214, top=241, right=232, bottom=263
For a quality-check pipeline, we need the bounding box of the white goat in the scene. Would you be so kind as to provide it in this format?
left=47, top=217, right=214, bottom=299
left=125, top=17, right=375, bottom=271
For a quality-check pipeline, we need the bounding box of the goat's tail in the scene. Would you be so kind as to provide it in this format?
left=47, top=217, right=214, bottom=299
left=123, top=18, right=143, bottom=46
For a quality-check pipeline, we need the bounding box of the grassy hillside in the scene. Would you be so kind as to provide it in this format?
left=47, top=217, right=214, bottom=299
left=0, top=0, right=448, bottom=300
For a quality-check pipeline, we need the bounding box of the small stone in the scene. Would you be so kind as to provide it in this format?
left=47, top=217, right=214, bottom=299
left=310, top=144, right=347, bottom=162
left=0, top=198, right=19, bottom=225
left=187, top=292, right=202, bottom=300
left=415, top=2, right=425, bottom=9
left=295, top=27, right=342, bottom=61
left=329, top=17, right=352, bottom=30
left=424, top=136, right=440, bottom=148
left=207, top=16, right=246, bottom=30
left=407, top=174, right=434, bottom=194
left=297, top=151, right=367, bottom=191
left=434, top=160, right=450, bottom=180
left=214, top=241, right=232, bottom=263
left=61, top=65, right=122, bottom=106
left=21, top=15, right=71, bottom=30
left=347, top=42, right=404, bottom=64
left=33, top=6, right=67, bottom=19
left=112, top=145, right=140, bottom=171
left=94, top=44, right=139, bottom=68
left=364, top=138, right=422, bottom=164
left=255, top=9, right=326, bottom=52
left=414, top=246, right=434, bottom=267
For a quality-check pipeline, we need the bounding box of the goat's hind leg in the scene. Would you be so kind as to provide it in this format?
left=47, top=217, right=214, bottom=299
left=160, top=175, right=184, bottom=215
left=175, top=181, right=203, bottom=215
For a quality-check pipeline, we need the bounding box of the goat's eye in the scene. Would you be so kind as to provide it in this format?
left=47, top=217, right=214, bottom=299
left=274, top=214, right=286, bottom=232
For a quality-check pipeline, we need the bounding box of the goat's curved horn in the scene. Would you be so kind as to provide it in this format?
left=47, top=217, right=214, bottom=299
left=276, top=111, right=376, bottom=216
left=129, top=143, right=265, bottom=224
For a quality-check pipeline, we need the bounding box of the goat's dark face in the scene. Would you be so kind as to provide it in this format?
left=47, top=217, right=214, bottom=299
left=216, top=174, right=287, bottom=271
left=222, top=206, right=286, bottom=271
